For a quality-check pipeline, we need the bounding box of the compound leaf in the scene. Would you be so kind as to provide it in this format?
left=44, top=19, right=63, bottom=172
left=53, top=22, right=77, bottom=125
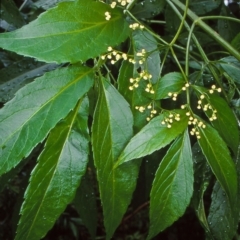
left=92, top=78, right=139, bottom=239
left=0, top=65, right=93, bottom=176
left=0, top=0, right=130, bottom=63
left=148, top=130, right=193, bottom=239
left=15, top=97, right=90, bottom=240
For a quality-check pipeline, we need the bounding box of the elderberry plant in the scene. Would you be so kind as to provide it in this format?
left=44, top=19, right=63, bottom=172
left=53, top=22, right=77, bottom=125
left=0, top=0, right=240, bottom=239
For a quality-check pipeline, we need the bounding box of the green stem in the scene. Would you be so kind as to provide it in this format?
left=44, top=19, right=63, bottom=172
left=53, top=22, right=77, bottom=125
left=170, top=0, right=240, bottom=62
left=125, top=0, right=137, bottom=11
left=169, top=0, right=189, bottom=46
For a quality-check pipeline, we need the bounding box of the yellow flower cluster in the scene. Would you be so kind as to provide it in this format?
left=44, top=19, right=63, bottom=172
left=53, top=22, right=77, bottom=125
left=209, top=84, right=221, bottom=94
left=136, top=49, right=146, bottom=65
left=129, top=23, right=145, bottom=30
left=186, top=112, right=206, bottom=139
left=161, top=112, right=181, bottom=128
left=105, top=12, right=111, bottom=21
left=101, top=46, right=128, bottom=64
left=110, top=0, right=131, bottom=8
left=135, top=103, right=157, bottom=121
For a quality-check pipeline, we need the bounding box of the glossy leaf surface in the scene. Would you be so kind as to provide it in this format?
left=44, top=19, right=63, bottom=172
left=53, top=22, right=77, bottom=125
left=208, top=182, right=238, bottom=240
left=15, top=97, right=90, bottom=240
left=208, top=94, right=239, bottom=155
left=92, top=78, right=139, bottom=239
left=148, top=130, right=193, bottom=239
left=0, top=65, right=93, bottom=176
left=0, top=0, right=130, bottom=63
left=198, top=123, right=237, bottom=205
left=153, top=72, right=185, bottom=100
left=116, top=109, right=188, bottom=166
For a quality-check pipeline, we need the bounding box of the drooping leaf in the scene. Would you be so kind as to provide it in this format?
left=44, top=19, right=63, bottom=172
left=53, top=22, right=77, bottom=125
left=0, top=65, right=93, bottom=176
left=197, top=123, right=238, bottom=206
left=193, top=85, right=239, bottom=155
left=148, top=130, right=193, bottom=239
left=208, top=94, right=239, bottom=155
left=73, top=168, right=97, bottom=239
left=208, top=141, right=240, bottom=240
left=191, top=142, right=212, bottom=237
left=116, top=109, right=188, bottom=166
left=92, top=78, right=140, bottom=239
left=0, top=0, right=25, bottom=30
left=0, top=58, right=58, bottom=102
left=132, top=0, right=165, bottom=19
left=207, top=182, right=238, bottom=240
left=15, top=97, right=90, bottom=240
left=0, top=0, right=130, bottom=63
left=153, top=72, right=185, bottom=100
left=132, top=29, right=161, bottom=84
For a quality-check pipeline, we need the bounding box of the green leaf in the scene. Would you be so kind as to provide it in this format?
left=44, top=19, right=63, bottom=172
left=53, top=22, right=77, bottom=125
left=116, top=109, right=189, bottom=166
left=153, top=72, right=185, bottom=100
left=191, top=142, right=212, bottom=237
left=15, top=97, right=90, bottom=240
left=148, top=130, right=193, bottom=239
left=92, top=78, right=139, bottom=239
left=33, top=0, right=73, bottom=10
left=73, top=168, right=97, bottom=239
left=0, top=65, right=93, bottom=176
left=0, top=0, right=130, bottom=63
left=193, top=85, right=239, bottom=155
left=208, top=94, right=239, bottom=155
left=198, top=123, right=238, bottom=206
left=207, top=182, right=238, bottom=240
left=1, top=0, right=25, bottom=30
left=131, top=0, right=165, bottom=19
left=231, top=32, right=240, bottom=52
left=117, top=44, right=151, bottom=131
left=189, top=0, right=221, bottom=15
left=220, top=61, right=240, bottom=85
left=132, top=29, right=161, bottom=83
left=0, top=58, right=58, bottom=102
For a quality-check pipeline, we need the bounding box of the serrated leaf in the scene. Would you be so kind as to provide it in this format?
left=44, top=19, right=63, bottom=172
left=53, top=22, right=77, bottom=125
left=92, top=78, right=139, bottom=239
left=116, top=109, right=188, bottom=166
left=0, top=0, right=130, bottom=63
left=153, top=72, right=185, bottom=100
left=198, top=123, right=238, bottom=206
left=73, top=169, right=97, bottom=239
left=207, top=182, right=238, bottom=240
left=193, top=85, right=239, bottom=155
left=0, top=65, right=93, bottom=176
left=148, top=130, right=193, bottom=239
left=132, top=0, right=165, bottom=19
left=0, top=0, right=25, bottom=30
left=132, top=29, right=161, bottom=83
left=15, top=97, right=90, bottom=240
left=208, top=95, right=239, bottom=155
left=0, top=58, right=58, bottom=102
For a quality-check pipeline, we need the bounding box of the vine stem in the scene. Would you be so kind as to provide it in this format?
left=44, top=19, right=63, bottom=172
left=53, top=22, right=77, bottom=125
left=170, top=0, right=240, bottom=62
